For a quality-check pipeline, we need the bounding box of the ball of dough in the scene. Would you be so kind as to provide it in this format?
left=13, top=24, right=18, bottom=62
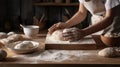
left=51, top=30, right=64, bottom=41
left=0, top=49, right=7, bottom=60
left=14, top=41, right=34, bottom=50
left=98, top=47, right=116, bottom=58
left=7, top=32, right=16, bottom=36
left=7, top=34, right=23, bottom=43
left=0, top=42, right=5, bottom=47
left=0, top=32, right=8, bottom=39
left=0, top=38, right=9, bottom=45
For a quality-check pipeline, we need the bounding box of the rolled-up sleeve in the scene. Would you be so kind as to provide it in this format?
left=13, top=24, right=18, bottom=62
left=105, top=0, right=120, bottom=10
left=79, top=0, right=84, bottom=3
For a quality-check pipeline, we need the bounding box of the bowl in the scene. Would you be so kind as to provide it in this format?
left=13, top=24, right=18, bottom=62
left=100, top=35, right=120, bottom=47
left=22, top=25, right=39, bottom=38
left=7, top=41, right=39, bottom=54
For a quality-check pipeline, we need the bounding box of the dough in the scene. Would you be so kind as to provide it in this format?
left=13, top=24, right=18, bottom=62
left=0, top=33, right=28, bottom=45
left=0, top=34, right=23, bottom=44
left=98, top=47, right=117, bottom=58
left=14, top=41, right=34, bottom=50
left=0, top=39, right=9, bottom=45
left=50, top=30, right=64, bottom=41
left=50, top=29, right=72, bottom=41
left=7, top=32, right=16, bottom=36
left=7, top=34, right=23, bottom=43
left=0, top=32, right=8, bottom=39
left=0, top=42, right=5, bottom=47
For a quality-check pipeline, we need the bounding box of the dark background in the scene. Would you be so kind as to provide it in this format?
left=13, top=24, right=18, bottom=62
left=0, top=0, right=90, bottom=32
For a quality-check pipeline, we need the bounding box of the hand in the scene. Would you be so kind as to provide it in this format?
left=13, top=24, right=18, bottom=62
left=62, top=27, right=85, bottom=42
left=48, top=22, right=67, bottom=34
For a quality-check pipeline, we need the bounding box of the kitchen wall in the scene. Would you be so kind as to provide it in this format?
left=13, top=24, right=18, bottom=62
left=34, top=6, right=79, bottom=28
left=33, top=0, right=90, bottom=29
left=0, top=0, right=33, bottom=32
left=0, top=0, right=90, bottom=32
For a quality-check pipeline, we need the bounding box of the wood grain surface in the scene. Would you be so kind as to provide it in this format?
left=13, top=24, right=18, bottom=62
left=45, top=35, right=105, bottom=50
left=0, top=34, right=120, bottom=65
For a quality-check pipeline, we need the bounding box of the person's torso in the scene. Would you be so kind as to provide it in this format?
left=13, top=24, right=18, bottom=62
left=81, top=0, right=120, bottom=36
left=82, top=0, right=106, bottom=16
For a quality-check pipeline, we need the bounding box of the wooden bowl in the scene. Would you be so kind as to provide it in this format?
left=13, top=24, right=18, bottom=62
left=100, top=35, right=120, bottom=47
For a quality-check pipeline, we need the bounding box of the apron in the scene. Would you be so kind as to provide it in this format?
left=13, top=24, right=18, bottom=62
left=83, top=0, right=120, bottom=37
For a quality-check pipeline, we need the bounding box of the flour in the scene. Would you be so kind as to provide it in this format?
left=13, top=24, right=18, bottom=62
left=35, top=51, right=70, bottom=62
left=46, top=35, right=96, bottom=45
left=12, top=50, right=94, bottom=63
left=104, top=32, right=120, bottom=38
left=49, top=30, right=64, bottom=41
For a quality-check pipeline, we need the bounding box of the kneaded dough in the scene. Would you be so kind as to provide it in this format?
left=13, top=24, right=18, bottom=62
left=0, top=42, right=5, bottom=47
left=98, top=47, right=116, bottom=58
left=0, top=34, right=23, bottom=44
left=0, top=39, right=9, bottom=45
left=50, top=30, right=64, bottom=41
left=7, top=32, right=16, bottom=36
left=49, top=29, right=71, bottom=41
left=7, top=34, right=23, bottom=43
left=14, top=41, right=34, bottom=50
left=0, top=32, right=8, bottom=39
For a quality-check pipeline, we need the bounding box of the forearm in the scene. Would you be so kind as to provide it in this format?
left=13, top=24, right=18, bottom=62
left=65, top=11, right=87, bottom=28
left=83, top=16, right=113, bottom=36
left=82, top=6, right=116, bottom=36
left=64, top=3, right=87, bottom=28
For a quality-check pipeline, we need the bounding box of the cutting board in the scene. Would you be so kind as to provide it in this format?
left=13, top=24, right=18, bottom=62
left=45, top=34, right=105, bottom=50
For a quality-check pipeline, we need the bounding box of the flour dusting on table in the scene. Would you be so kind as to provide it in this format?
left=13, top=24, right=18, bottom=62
left=12, top=50, right=96, bottom=63
left=45, top=35, right=96, bottom=45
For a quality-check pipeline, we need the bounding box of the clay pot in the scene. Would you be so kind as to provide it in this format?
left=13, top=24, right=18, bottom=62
left=36, top=22, right=46, bottom=30
left=100, top=35, right=120, bottom=47
left=33, top=16, right=46, bottom=30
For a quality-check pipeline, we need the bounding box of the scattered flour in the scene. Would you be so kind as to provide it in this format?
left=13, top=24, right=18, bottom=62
left=46, top=34, right=96, bottom=45
left=12, top=50, right=94, bottom=63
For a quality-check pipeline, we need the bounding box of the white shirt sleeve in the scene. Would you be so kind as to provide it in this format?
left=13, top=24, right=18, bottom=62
left=79, top=0, right=84, bottom=3
left=105, top=0, right=120, bottom=10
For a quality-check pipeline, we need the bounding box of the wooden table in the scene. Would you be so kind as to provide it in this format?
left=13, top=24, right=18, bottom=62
left=0, top=33, right=120, bottom=66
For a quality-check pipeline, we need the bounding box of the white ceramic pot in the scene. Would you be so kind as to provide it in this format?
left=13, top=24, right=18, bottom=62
left=22, top=25, right=39, bottom=38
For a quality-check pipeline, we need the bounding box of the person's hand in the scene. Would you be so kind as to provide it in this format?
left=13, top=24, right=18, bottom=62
left=62, top=27, right=86, bottom=42
left=48, top=22, right=67, bottom=34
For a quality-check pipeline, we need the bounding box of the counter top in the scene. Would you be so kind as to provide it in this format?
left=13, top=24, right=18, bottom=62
left=0, top=33, right=120, bottom=65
